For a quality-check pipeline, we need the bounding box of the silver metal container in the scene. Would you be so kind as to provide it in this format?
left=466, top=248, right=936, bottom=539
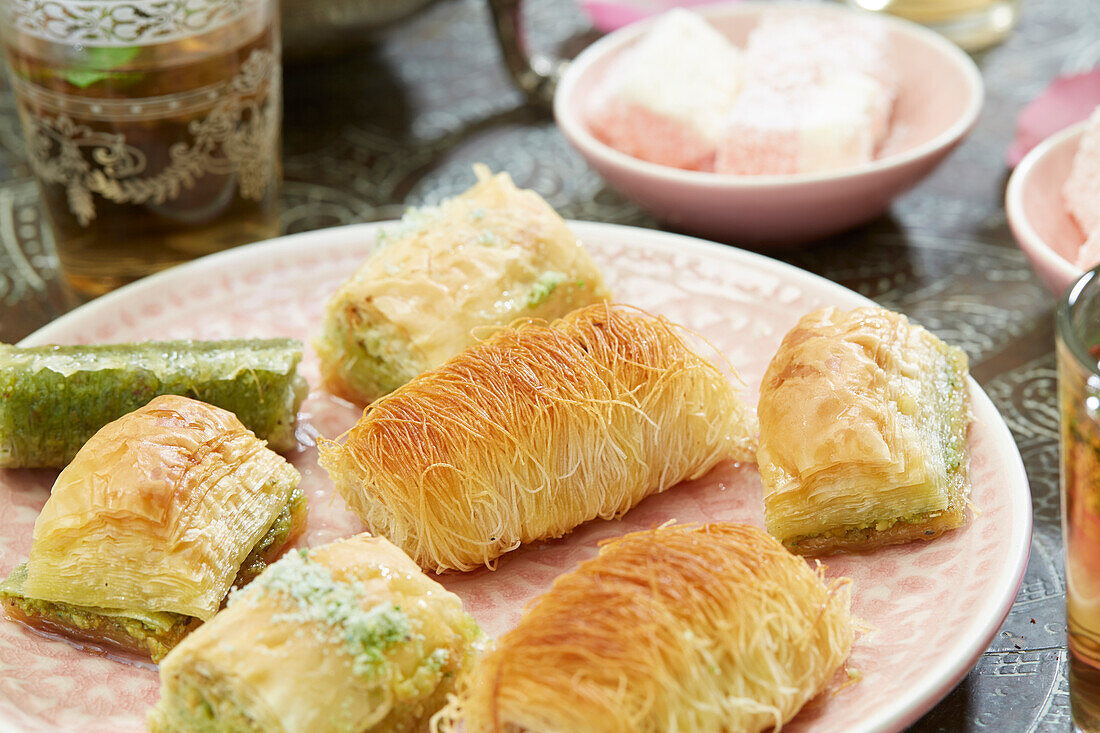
left=281, top=0, right=436, bottom=59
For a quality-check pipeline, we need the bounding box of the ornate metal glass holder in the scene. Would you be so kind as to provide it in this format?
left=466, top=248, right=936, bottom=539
left=1, top=0, right=283, bottom=296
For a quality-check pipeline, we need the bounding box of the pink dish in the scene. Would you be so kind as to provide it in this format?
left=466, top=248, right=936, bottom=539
left=1006, top=121, right=1089, bottom=296
left=555, top=2, right=984, bottom=245
left=0, top=221, right=1030, bottom=732
left=1008, top=69, right=1100, bottom=167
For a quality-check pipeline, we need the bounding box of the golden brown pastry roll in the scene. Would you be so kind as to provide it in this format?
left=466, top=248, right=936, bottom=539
left=758, top=306, right=971, bottom=555
left=316, top=165, right=610, bottom=405
left=432, top=523, right=853, bottom=733
left=319, top=303, right=756, bottom=573
left=148, top=533, right=483, bottom=733
left=0, top=395, right=305, bottom=661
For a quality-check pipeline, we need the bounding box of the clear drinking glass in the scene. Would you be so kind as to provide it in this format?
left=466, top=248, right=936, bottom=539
left=1058, top=267, right=1100, bottom=732
left=844, top=0, right=1022, bottom=51
left=1, top=0, right=283, bottom=296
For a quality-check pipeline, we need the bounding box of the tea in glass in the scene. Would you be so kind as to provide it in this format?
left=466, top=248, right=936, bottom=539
left=1058, top=267, right=1100, bottom=731
left=844, top=0, right=1021, bottom=50
left=2, top=0, right=282, bottom=296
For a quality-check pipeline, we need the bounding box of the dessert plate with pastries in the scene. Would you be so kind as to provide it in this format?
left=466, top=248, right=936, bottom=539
left=0, top=169, right=1029, bottom=732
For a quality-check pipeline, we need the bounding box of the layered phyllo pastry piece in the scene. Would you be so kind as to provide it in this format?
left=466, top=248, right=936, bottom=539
left=433, top=523, right=853, bottom=733
left=316, top=165, right=610, bottom=405
left=148, top=534, right=483, bottom=733
left=319, top=303, right=757, bottom=573
left=758, top=306, right=971, bottom=555
left=0, top=338, right=308, bottom=468
left=0, top=395, right=305, bottom=661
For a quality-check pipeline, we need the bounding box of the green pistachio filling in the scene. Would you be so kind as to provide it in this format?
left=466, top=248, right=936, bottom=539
left=318, top=316, right=423, bottom=401
left=0, top=483, right=305, bottom=661
left=233, top=484, right=306, bottom=587
left=0, top=338, right=307, bottom=467
left=147, top=674, right=266, bottom=733
left=785, top=508, right=946, bottom=547
left=0, top=564, right=192, bottom=661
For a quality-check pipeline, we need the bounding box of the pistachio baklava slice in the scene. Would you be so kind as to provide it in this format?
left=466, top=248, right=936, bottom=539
left=316, top=164, right=610, bottom=405
left=0, top=337, right=308, bottom=468
left=148, top=534, right=483, bottom=733
left=0, top=395, right=306, bottom=661
left=758, top=306, right=971, bottom=555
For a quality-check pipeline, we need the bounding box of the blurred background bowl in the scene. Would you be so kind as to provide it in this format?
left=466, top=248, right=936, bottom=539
left=1006, top=121, right=1088, bottom=297
left=554, top=1, right=984, bottom=246
left=281, top=0, right=435, bottom=60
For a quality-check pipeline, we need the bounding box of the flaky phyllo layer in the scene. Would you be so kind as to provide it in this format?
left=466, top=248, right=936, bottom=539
left=0, top=487, right=304, bottom=662
left=0, top=395, right=304, bottom=660
left=148, top=534, right=482, bottom=733
left=758, top=306, right=971, bottom=554
left=315, top=164, right=610, bottom=405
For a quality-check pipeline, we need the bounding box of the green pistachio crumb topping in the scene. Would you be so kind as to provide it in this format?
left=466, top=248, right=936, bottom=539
left=376, top=205, right=440, bottom=248
left=526, top=271, right=567, bottom=308
left=237, top=551, right=412, bottom=678
left=425, top=647, right=450, bottom=672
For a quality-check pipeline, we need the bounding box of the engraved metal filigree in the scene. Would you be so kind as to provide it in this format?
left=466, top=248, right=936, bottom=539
left=6, top=0, right=259, bottom=46
left=18, top=50, right=279, bottom=226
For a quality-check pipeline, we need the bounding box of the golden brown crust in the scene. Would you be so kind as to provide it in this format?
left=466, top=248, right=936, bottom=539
left=149, top=534, right=483, bottom=733
left=432, top=523, right=853, bottom=733
left=21, top=395, right=302, bottom=620
left=758, top=306, right=971, bottom=555
left=316, top=166, right=611, bottom=405
left=319, top=303, right=757, bottom=573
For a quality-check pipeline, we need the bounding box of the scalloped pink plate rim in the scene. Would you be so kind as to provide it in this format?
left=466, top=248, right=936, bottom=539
left=4, top=222, right=1030, bottom=733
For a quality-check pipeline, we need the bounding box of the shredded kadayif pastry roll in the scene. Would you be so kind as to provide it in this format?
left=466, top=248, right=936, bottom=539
left=433, top=523, right=853, bottom=733
left=318, top=303, right=756, bottom=573
left=758, top=306, right=971, bottom=555
left=0, top=395, right=305, bottom=661
left=316, top=164, right=610, bottom=405
left=148, top=534, right=483, bottom=733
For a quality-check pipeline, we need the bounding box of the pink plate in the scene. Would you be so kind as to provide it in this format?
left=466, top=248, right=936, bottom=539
left=1006, top=121, right=1089, bottom=296
left=0, top=222, right=1030, bottom=732
left=554, top=1, right=984, bottom=245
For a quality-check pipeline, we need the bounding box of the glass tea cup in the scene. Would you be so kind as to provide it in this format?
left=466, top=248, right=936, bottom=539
left=1, top=0, right=283, bottom=296
left=1058, top=266, right=1100, bottom=732
left=843, top=0, right=1021, bottom=51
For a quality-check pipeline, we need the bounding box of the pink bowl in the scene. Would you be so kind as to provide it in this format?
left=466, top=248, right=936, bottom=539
left=1006, top=121, right=1088, bottom=296
left=554, top=1, right=984, bottom=246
